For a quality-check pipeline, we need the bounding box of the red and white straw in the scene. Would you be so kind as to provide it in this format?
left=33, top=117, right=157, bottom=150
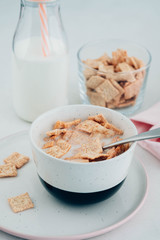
left=39, top=3, right=50, bottom=57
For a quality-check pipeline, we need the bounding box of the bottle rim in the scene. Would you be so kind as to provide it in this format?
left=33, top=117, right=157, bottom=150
left=25, top=0, right=57, bottom=2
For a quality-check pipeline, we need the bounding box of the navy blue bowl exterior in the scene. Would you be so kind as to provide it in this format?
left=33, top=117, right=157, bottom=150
left=39, top=175, right=125, bottom=205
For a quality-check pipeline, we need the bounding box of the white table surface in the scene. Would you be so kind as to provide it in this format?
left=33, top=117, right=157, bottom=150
left=0, top=0, right=160, bottom=239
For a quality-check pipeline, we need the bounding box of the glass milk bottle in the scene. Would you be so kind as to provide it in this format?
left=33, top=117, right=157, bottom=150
left=12, top=0, right=69, bottom=122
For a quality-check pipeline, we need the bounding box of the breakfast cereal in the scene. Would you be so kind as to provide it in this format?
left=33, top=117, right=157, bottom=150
left=99, top=63, right=114, bottom=73
left=83, top=49, right=145, bottom=109
left=96, top=80, right=119, bottom=102
left=83, top=68, right=96, bottom=80
left=0, top=163, right=17, bottom=177
left=62, top=130, right=74, bottom=141
left=65, top=138, right=105, bottom=160
left=68, top=159, right=89, bottom=163
left=112, top=49, right=127, bottom=66
left=8, top=192, right=34, bottom=213
left=42, top=141, right=54, bottom=149
left=68, top=130, right=90, bottom=145
left=46, top=139, right=71, bottom=158
left=87, top=90, right=106, bottom=107
left=42, top=114, right=129, bottom=162
left=4, top=152, right=30, bottom=169
left=76, top=119, right=114, bottom=136
left=124, top=78, right=143, bottom=99
left=46, top=129, right=67, bottom=137
left=53, top=119, right=81, bottom=129
left=88, top=113, right=123, bottom=135
left=88, top=113, right=107, bottom=125
left=86, top=75, right=105, bottom=89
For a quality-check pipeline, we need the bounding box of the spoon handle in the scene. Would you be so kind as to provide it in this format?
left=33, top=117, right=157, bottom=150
left=102, top=127, right=160, bottom=151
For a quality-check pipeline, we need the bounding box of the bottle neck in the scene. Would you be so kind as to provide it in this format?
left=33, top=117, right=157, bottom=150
left=19, top=0, right=60, bottom=24
left=13, top=0, right=68, bottom=57
left=21, top=0, right=59, bottom=8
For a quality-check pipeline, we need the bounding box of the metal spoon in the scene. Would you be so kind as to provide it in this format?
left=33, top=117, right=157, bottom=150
left=102, top=127, right=160, bottom=151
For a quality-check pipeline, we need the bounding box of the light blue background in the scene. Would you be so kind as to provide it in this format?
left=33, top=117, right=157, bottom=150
left=0, top=0, right=160, bottom=239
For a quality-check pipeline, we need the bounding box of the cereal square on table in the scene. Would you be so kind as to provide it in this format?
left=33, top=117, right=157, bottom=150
left=0, top=163, right=17, bottom=178
left=4, top=152, right=29, bottom=169
left=8, top=192, right=34, bottom=213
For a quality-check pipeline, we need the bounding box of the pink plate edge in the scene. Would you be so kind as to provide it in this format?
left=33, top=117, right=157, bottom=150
left=0, top=130, right=149, bottom=240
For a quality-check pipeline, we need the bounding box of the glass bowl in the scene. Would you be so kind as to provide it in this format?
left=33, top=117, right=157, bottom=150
left=77, top=39, right=151, bottom=116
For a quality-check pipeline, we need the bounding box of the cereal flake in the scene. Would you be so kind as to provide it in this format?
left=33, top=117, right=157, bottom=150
left=4, top=152, right=29, bottom=169
left=96, top=80, right=119, bottom=102
left=8, top=192, right=34, bottom=213
left=0, top=163, right=17, bottom=177
left=46, top=129, right=67, bottom=137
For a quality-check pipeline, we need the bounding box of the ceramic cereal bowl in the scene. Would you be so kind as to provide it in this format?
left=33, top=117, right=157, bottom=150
left=30, top=105, right=137, bottom=203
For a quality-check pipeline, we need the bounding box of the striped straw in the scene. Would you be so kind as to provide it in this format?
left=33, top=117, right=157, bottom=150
left=39, top=3, right=50, bottom=57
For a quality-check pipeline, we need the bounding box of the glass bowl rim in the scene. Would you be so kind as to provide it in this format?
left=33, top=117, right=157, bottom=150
left=77, top=38, right=152, bottom=75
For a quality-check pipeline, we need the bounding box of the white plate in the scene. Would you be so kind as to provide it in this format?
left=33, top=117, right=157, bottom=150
left=0, top=131, right=148, bottom=240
